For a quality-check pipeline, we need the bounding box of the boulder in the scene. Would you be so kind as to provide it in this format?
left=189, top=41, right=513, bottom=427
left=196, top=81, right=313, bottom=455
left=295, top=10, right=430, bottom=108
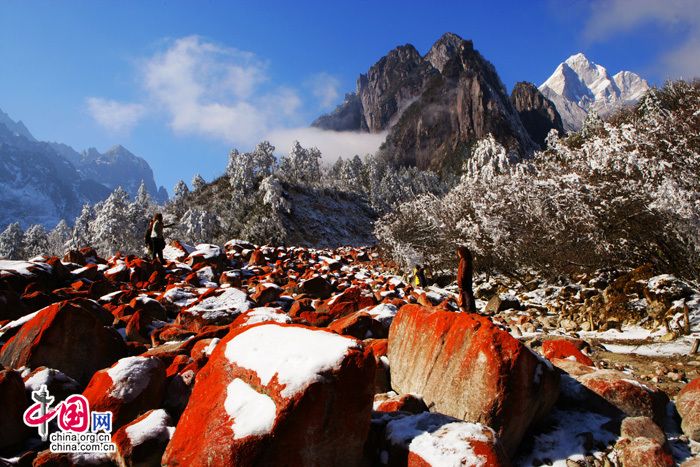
left=113, top=409, right=174, bottom=467
left=0, top=300, right=127, bottom=385
left=677, top=377, right=700, bottom=441
left=179, top=288, right=251, bottom=330
left=23, top=367, right=81, bottom=403
left=616, top=437, right=674, bottom=467
left=375, top=412, right=509, bottom=467
left=388, top=305, right=559, bottom=456
left=82, top=356, right=166, bottom=430
left=542, top=339, right=593, bottom=366
left=374, top=392, right=428, bottom=414
left=162, top=323, right=376, bottom=466
left=0, top=369, right=29, bottom=450
left=297, top=275, right=333, bottom=299
left=578, top=369, right=668, bottom=425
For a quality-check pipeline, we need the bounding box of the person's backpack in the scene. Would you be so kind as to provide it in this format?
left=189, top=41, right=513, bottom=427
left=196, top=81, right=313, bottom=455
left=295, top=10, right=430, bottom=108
left=144, top=220, right=154, bottom=245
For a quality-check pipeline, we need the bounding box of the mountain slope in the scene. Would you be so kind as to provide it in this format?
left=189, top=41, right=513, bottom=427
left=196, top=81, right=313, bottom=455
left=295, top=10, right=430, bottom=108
left=0, top=108, right=167, bottom=228
left=539, top=53, right=650, bottom=132
left=314, top=33, right=537, bottom=172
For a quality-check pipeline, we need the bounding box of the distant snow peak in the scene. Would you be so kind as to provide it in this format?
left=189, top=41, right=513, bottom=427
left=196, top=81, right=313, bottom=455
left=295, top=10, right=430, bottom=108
left=539, top=53, right=649, bottom=132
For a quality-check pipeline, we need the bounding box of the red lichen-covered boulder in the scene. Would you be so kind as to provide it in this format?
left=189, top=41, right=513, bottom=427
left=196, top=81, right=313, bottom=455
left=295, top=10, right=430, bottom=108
left=113, top=409, right=174, bottom=467
left=129, top=296, right=167, bottom=321
left=374, top=392, right=429, bottom=414
left=578, top=369, right=668, bottom=425
left=615, top=436, right=674, bottom=467
left=677, top=377, right=700, bottom=442
left=82, top=356, right=166, bottom=430
left=162, top=322, right=376, bottom=466
left=372, top=412, right=509, bottom=467
left=0, top=369, right=29, bottom=450
left=542, top=339, right=594, bottom=366
left=0, top=300, right=127, bottom=385
left=388, top=305, right=559, bottom=456
left=296, top=275, right=333, bottom=299
left=248, top=249, right=267, bottom=266
left=250, top=282, right=282, bottom=305
left=327, top=311, right=385, bottom=339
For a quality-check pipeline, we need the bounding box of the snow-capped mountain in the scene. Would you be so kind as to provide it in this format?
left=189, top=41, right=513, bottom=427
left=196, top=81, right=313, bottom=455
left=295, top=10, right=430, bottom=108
left=0, top=108, right=167, bottom=229
left=539, top=53, right=650, bottom=132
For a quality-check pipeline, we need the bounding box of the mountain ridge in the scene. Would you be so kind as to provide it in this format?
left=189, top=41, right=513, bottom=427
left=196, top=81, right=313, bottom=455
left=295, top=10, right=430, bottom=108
left=539, top=53, right=650, bottom=131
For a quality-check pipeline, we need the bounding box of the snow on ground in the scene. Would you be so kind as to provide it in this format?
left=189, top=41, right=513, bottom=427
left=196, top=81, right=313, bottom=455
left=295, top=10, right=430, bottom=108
left=385, top=412, right=491, bottom=466
left=106, top=356, right=161, bottom=402
left=0, top=260, right=52, bottom=276
left=225, top=324, right=359, bottom=398
left=163, top=241, right=195, bottom=261
left=125, top=409, right=174, bottom=446
left=601, top=336, right=699, bottom=357
left=514, top=408, right=618, bottom=466
left=225, top=378, right=277, bottom=439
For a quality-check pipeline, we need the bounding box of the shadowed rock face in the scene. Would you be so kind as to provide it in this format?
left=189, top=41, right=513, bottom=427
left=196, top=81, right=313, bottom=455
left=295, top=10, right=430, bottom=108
left=312, top=32, right=537, bottom=173
left=510, top=81, right=564, bottom=149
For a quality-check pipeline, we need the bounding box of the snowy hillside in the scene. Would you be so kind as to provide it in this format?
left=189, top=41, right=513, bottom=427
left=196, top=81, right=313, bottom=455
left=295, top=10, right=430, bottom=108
left=0, top=108, right=167, bottom=229
left=539, top=53, right=650, bottom=131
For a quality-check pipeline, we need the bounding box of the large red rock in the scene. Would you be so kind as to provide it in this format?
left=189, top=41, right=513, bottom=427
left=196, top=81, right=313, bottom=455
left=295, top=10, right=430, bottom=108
left=0, top=300, right=127, bottom=385
left=677, top=377, right=700, bottom=442
left=0, top=287, right=28, bottom=321
left=0, top=369, right=29, bottom=450
left=162, top=322, right=376, bottom=466
left=577, top=368, right=668, bottom=425
left=388, top=305, right=559, bottom=456
left=371, top=412, right=509, bottom=467
left=82, top=356, right=166, bottom=430
left=541, top=339, right=593, bottom=366
left=113, top=409, right=174, bottom=467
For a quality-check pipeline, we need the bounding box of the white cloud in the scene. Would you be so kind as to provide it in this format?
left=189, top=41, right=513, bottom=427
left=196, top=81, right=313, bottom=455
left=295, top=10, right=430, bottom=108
left=583, top=0, right=700, bottom=78
left=267, top=127, right=387, bottom=164
left=307, top=72, right=341, bottom=108
left=87, top=35, right=383, bottom=161
left=140, top=35, right=300, bottom=145
left=86, top=97, right=146, bottom=133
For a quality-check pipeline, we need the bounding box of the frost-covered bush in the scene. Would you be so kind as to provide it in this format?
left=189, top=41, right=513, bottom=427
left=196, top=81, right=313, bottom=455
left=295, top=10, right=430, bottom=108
left=23, top=224, right=49, bottom=258
left=377, top=80, right=700, bottom=278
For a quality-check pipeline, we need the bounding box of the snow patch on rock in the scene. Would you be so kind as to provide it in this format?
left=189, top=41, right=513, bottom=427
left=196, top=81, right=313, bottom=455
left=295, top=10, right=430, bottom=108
left=225, top=378, right=276, bottom=439
left=225, top=324, right=359, bottom=398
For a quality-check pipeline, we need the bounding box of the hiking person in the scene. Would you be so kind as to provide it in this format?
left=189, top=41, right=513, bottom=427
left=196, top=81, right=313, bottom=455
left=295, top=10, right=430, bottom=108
left=457, top=245, right=476, bottom=313
left=412, top=264, right=428, bottom=288
left=145, top=213, right=173, bottom=263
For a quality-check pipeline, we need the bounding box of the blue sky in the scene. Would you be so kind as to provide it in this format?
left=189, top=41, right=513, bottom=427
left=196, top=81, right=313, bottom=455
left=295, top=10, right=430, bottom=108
left=0, top=0, right=697, bottom=193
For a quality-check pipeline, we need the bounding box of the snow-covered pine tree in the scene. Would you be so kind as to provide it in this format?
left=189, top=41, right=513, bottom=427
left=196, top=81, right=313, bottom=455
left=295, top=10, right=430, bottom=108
left=173, top=180, right=189, bottom=200
left=192, top=174, right=206, bottom=192
left=48, top=220, right=71, bottom=257
left=23, top=224, right=49, bottom=258
left=91, top=187, right=133, bottom=256
left=0, top=223, right=25, bottom=260
left=70, top=204, right=95, bottom=250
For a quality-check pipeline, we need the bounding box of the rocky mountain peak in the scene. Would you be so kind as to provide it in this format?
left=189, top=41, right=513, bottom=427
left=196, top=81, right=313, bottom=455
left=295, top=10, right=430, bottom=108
left=539, top=53, right=650, bottom=132
left=313, top=33, right=536, bottom=172
left=425, top=32, right=472, bottom=72
left=510, top=82, right=564, bottom=149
